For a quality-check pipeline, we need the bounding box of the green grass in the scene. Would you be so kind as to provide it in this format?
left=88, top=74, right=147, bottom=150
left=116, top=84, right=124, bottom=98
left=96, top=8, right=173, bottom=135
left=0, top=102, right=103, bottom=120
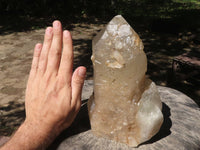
left=142, top=0, right=200, bottom=19
left=173, top=0, right=200, bottom=6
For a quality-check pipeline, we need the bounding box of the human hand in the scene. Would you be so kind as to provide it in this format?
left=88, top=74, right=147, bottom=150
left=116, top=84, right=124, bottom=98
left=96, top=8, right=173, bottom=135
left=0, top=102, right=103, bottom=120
left=25, top=20, right=86, bottom=136
left=0, top=20, right=86, bottom=150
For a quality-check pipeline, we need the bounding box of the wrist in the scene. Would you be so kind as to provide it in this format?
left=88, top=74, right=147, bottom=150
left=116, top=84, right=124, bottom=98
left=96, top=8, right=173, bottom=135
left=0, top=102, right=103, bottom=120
left=22, top=119, right=59, bottom=144
left=1, top=120, right=59, bottom=150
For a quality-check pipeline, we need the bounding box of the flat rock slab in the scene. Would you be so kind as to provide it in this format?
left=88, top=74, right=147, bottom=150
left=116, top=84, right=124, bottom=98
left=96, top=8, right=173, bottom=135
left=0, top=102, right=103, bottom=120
left=56, top=80, right=200, bottom=150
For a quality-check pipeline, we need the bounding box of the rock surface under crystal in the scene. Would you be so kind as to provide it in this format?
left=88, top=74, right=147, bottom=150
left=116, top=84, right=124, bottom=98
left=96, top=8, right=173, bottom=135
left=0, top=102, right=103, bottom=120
left=88, top=15, right=163, bottom=147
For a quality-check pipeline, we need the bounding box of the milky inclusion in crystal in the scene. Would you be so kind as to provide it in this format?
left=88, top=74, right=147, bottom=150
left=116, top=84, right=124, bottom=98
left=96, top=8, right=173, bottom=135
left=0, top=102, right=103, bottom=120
left=88, top=15, right=163, bottom=147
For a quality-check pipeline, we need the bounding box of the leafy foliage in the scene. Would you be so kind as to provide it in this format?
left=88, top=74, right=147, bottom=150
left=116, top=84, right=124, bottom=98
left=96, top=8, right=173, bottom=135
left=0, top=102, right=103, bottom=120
left=0, top=0, right=200, bottom=33
left=1, top=0, right=199, bottom=19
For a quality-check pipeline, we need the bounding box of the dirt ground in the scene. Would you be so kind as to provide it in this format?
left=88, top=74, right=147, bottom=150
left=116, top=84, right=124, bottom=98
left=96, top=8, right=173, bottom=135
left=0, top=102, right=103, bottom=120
left=0, top=22, right=199, bottom=136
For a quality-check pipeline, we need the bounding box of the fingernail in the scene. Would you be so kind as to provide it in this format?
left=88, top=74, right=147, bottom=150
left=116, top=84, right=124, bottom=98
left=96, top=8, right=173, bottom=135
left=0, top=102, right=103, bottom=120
left=64, top=30, right=70, bottom=38
left=46, top=27, right=52, bottom=35
left=36, top=43, right=42, bottom=50
left=53, top=21, right=60, bottom=28
left=78, top=68, right=86, bottom=77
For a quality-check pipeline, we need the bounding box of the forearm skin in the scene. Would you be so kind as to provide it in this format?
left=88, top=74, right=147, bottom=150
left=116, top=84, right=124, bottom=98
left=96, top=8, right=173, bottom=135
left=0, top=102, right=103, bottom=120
left=0, top=120, right=58, bottom=150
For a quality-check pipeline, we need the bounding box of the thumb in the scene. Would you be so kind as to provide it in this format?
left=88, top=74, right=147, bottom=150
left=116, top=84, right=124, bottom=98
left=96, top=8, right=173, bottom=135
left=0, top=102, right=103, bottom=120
left=71, top=66, right=86, bottom=109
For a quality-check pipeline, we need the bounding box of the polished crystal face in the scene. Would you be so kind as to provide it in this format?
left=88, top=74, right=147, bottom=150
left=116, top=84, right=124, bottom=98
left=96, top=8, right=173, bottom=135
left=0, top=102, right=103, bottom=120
left=88, top=15, right=163, bottom=147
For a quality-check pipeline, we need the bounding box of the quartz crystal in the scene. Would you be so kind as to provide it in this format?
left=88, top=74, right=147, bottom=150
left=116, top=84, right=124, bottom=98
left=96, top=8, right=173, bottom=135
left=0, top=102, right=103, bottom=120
left=88, top=15, right=163, bottom=147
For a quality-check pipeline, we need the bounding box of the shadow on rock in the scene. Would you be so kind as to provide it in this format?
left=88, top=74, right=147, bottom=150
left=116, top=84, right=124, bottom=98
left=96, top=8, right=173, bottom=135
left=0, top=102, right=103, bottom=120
left=49, top=102, right=90, bottom=150
left=0, top=101, right=25, bottom=136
